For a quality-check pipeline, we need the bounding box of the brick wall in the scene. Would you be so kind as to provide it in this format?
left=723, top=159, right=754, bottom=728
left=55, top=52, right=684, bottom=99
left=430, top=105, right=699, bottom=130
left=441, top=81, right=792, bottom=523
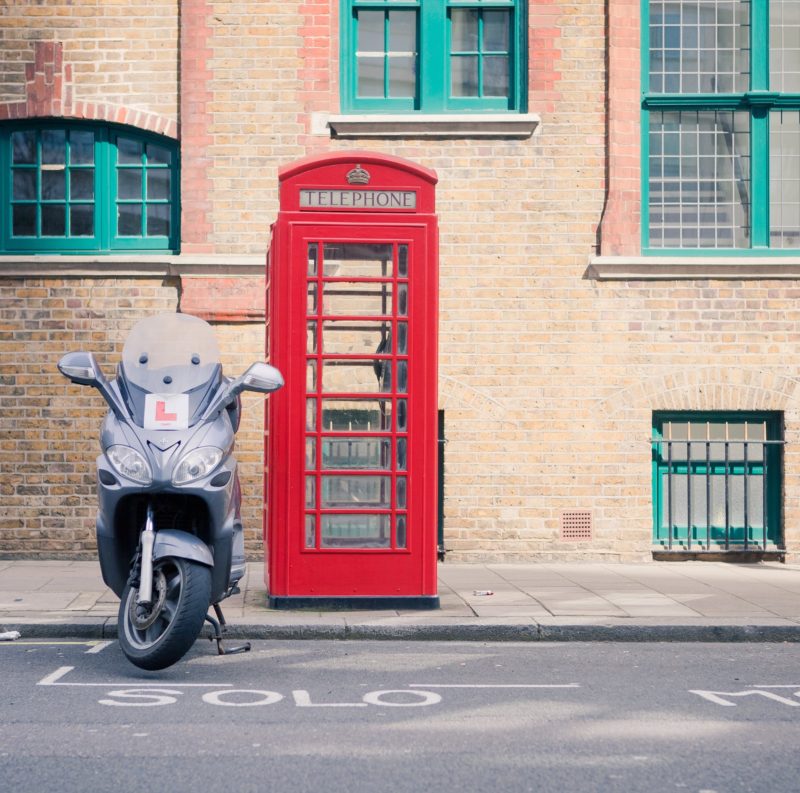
left=0, top=0, right=178, bottom=122
left=0, top=280, right=265, bottom=558
left=4, top=0, right=800, bottom=563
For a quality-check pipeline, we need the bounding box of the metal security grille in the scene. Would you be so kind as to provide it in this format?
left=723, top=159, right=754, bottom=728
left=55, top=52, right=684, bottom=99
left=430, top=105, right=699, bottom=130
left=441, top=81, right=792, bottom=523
left=652, top=413, right=784, bottom=551
left=560, top=511, right=593, bottom=542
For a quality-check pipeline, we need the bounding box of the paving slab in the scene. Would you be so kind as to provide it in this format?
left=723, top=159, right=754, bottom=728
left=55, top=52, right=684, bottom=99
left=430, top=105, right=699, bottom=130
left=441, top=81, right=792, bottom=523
left=1, top=559, right=800, bottom=642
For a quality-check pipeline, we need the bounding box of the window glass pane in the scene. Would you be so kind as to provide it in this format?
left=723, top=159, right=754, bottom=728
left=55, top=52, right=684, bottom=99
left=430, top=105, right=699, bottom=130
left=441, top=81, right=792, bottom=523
left=398, top=244, right=408, bottom=276
left=41, top=170, right=65, bottom=200
left=451, top=56, right=479, bottom=97
left=322, top=438, right=392, bottom=469
left=396, top=515, right=407, bottom=548
left=322, top=321, right=392, bottom=355
left=146, top=204, right=170, bottom=236
left=321, top=514, right=390, bottom=548
left=70, top=130, right=95, bottom=165
left=118, top=169, right=142, bottom=200
left=357, top=10, right=384, bottom=52
left=307, top=321, right=318, bottom=353
left=70, top=205, right=94, bottom=237
left=146, top=143, right=171, bottom=166
left=484, top=11, right=510, bottom=51
left=396, top=437, right=407, bottom=470
left=308, top=243, right=318, bottom=276
left=41, top=204, right=66, bottom=236
left=323, top=243, right=393, bottom=278
left=358, top=56, right=384, bottom=97
left=41, top=130, right=66, bottom=165
left=305, top=515, right=316, bottom=548
left=389, top=56, right=416, bottom=98
left=147, top=169, right=170, bottom=200
left=322, top=360, right=390, bottom=394
left=322, top=399, right=392, bottom=431
left=118, top=204, right=142, bottom=236
left=771, top=0, right=800, bottom=92
left=389, top=10, right=415, bottom=52
left=484, top=56, right=509, bottom=97
left=70, top=169, right=94, bottom=201
left=322, top=475, right=391, bottom=508
left=12, top=204, right=36, bottom=236
left=648, top=0, right=750, bottom=94
left=649, top=110, right=750, bottom=248
left=12, top=130, right=35, bottom=164
left=117, top=137, right=142, bottom=164
left=452, top=9, right=479, bottom=51
left=323, top=282, right=393, bottom=317
left=770, top=110, right=800, bottom=248
left=12, top=170, right=36, bottom=200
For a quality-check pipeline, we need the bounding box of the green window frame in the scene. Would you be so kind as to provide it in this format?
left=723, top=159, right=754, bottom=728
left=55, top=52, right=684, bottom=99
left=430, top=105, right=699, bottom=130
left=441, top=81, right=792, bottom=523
left=340, top=0, right=527, bottom=113
left=651, top=412, right=783, bottom=550
left=642, top=0, right=800, bottom=254
left=0, top=121, right=179, bottom=254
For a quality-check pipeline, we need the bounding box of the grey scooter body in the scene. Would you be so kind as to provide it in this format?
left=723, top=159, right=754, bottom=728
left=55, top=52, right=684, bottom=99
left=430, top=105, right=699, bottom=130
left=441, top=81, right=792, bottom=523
left=59, top=313, right=283, bottom=668
left=94, top=379, right=243, bottom=604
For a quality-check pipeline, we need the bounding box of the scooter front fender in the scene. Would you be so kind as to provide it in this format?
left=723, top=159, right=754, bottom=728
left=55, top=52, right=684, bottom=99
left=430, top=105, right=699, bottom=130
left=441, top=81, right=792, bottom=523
left=153, top=529, right=214, bottom=568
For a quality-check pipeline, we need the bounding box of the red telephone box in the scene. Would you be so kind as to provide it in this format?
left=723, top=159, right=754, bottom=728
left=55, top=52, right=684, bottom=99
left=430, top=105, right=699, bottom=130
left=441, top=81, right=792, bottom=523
left=265, top=152, right=439, bottom=608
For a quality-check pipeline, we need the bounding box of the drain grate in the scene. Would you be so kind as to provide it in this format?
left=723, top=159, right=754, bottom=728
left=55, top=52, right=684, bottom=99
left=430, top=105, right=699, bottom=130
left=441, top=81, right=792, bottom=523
left=560, top=511, right=593, bottom=541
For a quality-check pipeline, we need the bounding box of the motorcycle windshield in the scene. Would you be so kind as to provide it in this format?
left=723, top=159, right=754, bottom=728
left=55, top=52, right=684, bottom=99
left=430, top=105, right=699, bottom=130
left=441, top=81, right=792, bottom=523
left=120, top=313, right=222, bottom=426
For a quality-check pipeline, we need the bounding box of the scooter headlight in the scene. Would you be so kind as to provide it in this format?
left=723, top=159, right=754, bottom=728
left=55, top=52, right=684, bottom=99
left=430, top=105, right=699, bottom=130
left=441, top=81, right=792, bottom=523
left=106, top=445, right=153, bottom=485
left=172, top=447, right=224, bottom=485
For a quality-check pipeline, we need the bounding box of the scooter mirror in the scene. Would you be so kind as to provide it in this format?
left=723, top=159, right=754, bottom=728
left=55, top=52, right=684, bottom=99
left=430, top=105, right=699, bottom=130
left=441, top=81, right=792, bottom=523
left=57, top=351, right=106, bottom=387
left=239, top=362, right=284, bottom=394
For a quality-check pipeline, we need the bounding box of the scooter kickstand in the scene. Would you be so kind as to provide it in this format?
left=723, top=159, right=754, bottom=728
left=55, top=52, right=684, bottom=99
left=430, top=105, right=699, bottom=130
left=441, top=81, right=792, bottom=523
left=205, top=603, right=251, bottom=656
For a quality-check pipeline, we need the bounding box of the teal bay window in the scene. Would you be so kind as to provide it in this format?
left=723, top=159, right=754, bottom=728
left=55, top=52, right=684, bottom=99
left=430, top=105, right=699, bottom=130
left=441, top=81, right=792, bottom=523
left=341, top=0, right=526, bottom=113
left=1, top=122, right=179, bottom=254
left=652, top=412, right=783, bottom=550
left=643, top=0, right=800, bottom=252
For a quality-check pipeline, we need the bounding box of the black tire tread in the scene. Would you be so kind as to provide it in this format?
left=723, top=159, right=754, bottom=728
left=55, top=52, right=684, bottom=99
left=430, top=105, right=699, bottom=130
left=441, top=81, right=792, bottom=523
left=118, top=558, right=212, bottom=671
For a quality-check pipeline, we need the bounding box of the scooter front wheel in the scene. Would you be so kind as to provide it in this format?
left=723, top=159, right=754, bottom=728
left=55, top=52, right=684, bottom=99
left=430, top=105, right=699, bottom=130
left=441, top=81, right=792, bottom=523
left=118, top=557, right=212, bottom=670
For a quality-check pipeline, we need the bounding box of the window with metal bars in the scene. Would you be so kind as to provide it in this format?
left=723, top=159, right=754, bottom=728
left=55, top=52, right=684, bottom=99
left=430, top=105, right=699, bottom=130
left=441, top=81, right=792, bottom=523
left=643, top=0, right=800, bottom=252
left=340, top=0, right=527, bottom=113
left=1, top=121, right=179, bottom=254
left=651, top=412, right=783, bottom=550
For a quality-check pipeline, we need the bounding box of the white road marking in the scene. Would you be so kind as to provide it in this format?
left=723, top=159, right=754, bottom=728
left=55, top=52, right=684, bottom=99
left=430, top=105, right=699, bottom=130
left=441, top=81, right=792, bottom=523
left=85, top=641, right=113, bottom=654
left=292, top=690, right=367, bottom=708
left=408, top=683, right=580, bottom=689
left=202, top=690, right=284, bottom=707
left=690, top=689, right=800, bottom=707
left=37, top=665, right=233, bottom=687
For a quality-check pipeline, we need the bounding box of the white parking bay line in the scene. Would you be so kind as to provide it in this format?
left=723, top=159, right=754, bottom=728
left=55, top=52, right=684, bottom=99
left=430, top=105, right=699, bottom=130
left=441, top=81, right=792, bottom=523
left=408, top=684, right=580, bottom=689
left=37, top=666, right=233, bottom=687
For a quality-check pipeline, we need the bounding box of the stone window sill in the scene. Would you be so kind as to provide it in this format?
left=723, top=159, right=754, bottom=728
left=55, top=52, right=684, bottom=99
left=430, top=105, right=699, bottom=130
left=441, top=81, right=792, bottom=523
left=0, top=254, right=265, bottom=278
left=587, top=256, right=800, bottom=280
left=317, top=113, right=541, bottom=139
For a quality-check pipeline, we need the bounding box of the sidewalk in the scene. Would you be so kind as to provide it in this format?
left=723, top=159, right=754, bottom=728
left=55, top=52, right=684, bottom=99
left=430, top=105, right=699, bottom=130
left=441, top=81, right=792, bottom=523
left=2, top=559, right=800, bottom=642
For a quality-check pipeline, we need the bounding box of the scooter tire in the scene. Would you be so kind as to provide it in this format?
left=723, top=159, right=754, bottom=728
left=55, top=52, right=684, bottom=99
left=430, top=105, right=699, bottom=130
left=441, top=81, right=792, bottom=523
left=118, top=557, right=212, bottom=671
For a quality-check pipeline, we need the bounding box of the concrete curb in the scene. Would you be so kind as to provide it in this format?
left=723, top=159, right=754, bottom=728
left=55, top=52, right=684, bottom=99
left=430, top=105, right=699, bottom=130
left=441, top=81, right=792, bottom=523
left=4, top=619, right=800, bottom=643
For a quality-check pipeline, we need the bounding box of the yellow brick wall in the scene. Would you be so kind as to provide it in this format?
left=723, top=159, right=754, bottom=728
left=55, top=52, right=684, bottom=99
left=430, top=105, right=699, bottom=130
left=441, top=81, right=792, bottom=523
left=4, top=0, right=800, bottom=563
left=0, top=0, right=178, bottom=119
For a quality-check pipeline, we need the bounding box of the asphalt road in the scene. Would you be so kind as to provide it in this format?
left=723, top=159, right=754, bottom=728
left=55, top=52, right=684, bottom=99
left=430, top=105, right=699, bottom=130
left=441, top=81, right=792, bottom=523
left=1, top=639, right=799, bottom=793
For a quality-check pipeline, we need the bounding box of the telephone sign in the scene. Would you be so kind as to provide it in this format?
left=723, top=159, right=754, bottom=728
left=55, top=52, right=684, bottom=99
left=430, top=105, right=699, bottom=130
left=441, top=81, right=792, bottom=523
left=265, top=152, right=439, bottom=608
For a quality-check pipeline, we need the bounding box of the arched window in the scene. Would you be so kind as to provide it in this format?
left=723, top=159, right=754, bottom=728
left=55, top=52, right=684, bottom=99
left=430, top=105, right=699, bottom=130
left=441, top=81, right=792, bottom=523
left=1, top=121, right=179, bottom=253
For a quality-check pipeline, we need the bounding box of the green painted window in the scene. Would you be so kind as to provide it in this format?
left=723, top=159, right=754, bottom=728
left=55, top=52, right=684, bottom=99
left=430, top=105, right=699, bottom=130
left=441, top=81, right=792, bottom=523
left=341, top=0, right=527, bottom=113
left=1, top=122, right=179, bottom=253
left=643, top=1, right=800, bottom=253
left=652, top=412, right=783, bottom=549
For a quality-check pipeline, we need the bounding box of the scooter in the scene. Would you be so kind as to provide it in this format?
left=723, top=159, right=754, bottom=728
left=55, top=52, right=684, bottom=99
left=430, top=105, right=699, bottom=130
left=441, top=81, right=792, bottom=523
left=57, top=313, right=283, bottom=670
